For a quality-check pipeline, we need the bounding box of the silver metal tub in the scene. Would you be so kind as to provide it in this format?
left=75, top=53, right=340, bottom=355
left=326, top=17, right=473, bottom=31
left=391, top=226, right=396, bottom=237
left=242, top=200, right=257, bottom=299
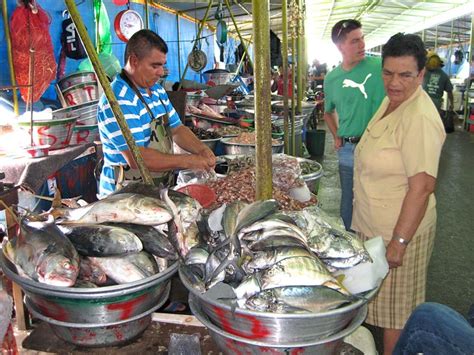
left=53, top=100, right=99, bottom=126
left=180, top=266, right=374, bottom=344
left=190, top=294, right=368, bottom=354
left=61, top=81, right=98, bottom=107
left=221, top=138, right=284, bottom=155
left=0, top=251, right=177, bottom=325
left=25, top=286, right=168, bottom=347
left=297, top=157, right=324, bottom=193
left=57, top=71, right=97, bottom=91
left=201, top=138, right=221, bottom=152
left=18, top=116, right=77, bottom=150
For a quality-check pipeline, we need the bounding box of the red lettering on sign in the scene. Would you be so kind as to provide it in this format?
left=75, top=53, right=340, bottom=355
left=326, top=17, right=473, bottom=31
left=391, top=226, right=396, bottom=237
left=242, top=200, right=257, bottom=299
left=106, top=293, right=148, bottom=320
left=37, top=126, right=57, bottom=146
left=84, top=85, right=95, bottom=100
left=59, top=122, right=74, bottom=146
left=213, top=306, right=270, bottom=340
left=64, top=92, right=76, bottom=106
left=75, top=129, right=90, bottom=143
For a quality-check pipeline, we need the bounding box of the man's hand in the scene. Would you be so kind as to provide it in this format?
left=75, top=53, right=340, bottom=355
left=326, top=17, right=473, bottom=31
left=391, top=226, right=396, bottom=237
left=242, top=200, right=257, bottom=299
left=198, top=148, right=216, bottom=170
left=386, top=239, right=407, bottom=269
left=334, top=136, right=343, bottom=150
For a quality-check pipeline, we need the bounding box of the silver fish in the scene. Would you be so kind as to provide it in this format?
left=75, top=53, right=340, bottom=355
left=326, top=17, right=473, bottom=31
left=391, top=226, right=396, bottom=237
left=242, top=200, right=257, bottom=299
left=59, top=224, right=143, bottom=257
left=248, top=235, right=309, bottom=252
left=245, top=247, right=314, bottom=271
left=260, top=256, right=349, bottom=295
left=5, top=218, right=80, bottom=287
left=234, top=200, right=279, bottom=235
left=55, top=193, right=173, bottom=226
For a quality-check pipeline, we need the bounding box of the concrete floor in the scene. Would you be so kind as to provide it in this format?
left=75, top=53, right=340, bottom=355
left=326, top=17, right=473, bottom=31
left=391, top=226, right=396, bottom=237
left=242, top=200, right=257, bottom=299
left=316, top=120, right=474, bottom=352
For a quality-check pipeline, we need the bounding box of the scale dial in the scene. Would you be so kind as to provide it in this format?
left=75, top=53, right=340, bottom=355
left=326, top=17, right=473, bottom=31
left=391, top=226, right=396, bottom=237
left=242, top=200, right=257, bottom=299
left=114, top=9, right=143, bottom=42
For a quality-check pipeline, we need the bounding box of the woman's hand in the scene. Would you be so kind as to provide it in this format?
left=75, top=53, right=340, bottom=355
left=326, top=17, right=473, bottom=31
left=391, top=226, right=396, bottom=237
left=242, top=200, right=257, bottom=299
left=386, top=239, right=407, bottom=269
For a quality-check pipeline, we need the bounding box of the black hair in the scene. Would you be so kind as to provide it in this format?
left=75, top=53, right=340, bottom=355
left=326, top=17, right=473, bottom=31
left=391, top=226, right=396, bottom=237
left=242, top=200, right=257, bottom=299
left=124, top=29, right=168, bottom=63
left=382, top=33, right=427, bottom=72
left=331, top=19, right=362, bottom=44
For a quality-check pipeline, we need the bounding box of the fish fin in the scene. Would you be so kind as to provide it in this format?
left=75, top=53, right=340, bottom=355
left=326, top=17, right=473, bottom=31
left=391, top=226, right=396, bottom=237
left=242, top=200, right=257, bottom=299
left=335, top=274, right=345, bottom=284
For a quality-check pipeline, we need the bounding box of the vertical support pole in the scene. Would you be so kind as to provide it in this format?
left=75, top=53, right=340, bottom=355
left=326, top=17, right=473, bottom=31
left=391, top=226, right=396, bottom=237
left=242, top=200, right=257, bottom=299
left=145, top=0, right=149, bottom=29
left=434, top=25, right=438, bottom=51
left=281, top=0, right=290, bottom=154
left=65, top=0, right=154, bottom=185
left=252, top=0, right=273, bottom=200
left=464, top=13, right=474, bottom=126
left=176, top=14, right=182, bottom=79
left=296, top=0, right=303, bottom=115
left=2, top=0, right=19, bottom=115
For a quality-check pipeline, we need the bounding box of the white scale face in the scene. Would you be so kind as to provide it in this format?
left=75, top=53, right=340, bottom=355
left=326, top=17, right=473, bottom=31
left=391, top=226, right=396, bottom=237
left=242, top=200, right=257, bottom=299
left=115, top=10, right=143, bottom=42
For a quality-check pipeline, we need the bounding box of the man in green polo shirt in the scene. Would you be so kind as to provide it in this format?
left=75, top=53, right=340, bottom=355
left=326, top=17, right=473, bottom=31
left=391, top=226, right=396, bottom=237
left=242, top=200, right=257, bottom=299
left=323, top=19, right=385, bottom=230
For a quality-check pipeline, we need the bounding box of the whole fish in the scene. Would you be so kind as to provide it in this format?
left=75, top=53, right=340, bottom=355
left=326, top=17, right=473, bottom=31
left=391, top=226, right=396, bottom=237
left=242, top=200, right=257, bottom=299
left=245, top=247, right=314, bottom=271
left=245, top=291, right=307, bottom=313
left=234, top=200, right=279, bottom=234
left=116, top=182, right=202, bottom=229
left=260, top=256, right=349, bottom=295
left=240, top=219, right=307, bottom=243
left=248, top=235, right=309, bottom=252
left=110, top=223, right=177, bottom=259
left=54, top=193, right=173, bottom=226
left=89, top=251, right=158, bottom=284
left=5, top=218, right=80, bottom=287
left=59, top=224, right=143, bottom=257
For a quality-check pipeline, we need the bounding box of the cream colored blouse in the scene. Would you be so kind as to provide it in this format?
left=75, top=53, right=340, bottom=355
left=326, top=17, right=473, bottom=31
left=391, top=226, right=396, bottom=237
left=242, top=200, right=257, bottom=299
left=352, top=86, right=446, bottom=240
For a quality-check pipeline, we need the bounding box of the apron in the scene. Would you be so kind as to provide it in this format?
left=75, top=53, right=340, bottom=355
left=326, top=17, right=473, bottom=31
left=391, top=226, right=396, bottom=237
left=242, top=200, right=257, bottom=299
left=115, top=70, right=175, bottom=189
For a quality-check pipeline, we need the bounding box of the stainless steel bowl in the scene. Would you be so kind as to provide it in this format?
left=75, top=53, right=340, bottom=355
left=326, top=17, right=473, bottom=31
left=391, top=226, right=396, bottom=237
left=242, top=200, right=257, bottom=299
left=70, top=124, right=100, bottom=145
left=189, top=294, right=368, bottom=354
left=297, top=157, right=324, bottom=194
left=25, top=285, right=169, bottom=347
left=180, top=266, right=375, bottom=344
left=18, top=116, right=78, bottom=150
left=0, top=251, right=177, bottom=325
left=61, top=81, right=98, bottom=107
left=200, top=138, right=221, bottom=152
left=53, top=100, right=99, bottom=126
left=220, top=138, right=284, bottom=155
left=57, top=72, right=97, bottom=92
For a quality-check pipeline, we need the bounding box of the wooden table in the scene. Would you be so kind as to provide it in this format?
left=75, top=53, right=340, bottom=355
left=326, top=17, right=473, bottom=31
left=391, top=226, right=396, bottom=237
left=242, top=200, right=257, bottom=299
left=0, top=185, right=29, bottom=331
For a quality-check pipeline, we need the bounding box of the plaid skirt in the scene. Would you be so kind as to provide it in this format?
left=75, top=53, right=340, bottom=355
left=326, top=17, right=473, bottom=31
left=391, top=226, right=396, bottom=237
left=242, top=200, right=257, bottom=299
left=359, top=224, right=436, bottom=329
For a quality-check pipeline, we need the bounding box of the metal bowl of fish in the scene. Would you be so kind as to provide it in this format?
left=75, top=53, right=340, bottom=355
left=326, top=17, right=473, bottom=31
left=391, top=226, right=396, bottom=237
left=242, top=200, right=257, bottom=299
left=189, top=294, right=368, bottom=354
left=180, top=266, right=374, bottom=344
left=0, top=249, right=176, bottom=325
left=24, top=283, right=169, bottom=347
left=297, top=157, right=323, bottom=194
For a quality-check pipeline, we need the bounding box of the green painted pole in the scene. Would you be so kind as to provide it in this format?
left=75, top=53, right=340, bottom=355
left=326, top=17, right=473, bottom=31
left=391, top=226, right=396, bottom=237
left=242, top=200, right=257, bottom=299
left=225, top=0, right=254, bottom=70
left=252, top=0, right=273, bottom=200
left=464, top=12, right=474, bottom=127
left=297, top=0, right=303, bottom=116
left=2, top=0, right=19, bottom=115
left=282, top=0, right=290, bottom=154
left=145, top=0, right=149, bottom=29
left=178, top=0, right=213, bottom=90
left=65, top=0, right=154, bottom=185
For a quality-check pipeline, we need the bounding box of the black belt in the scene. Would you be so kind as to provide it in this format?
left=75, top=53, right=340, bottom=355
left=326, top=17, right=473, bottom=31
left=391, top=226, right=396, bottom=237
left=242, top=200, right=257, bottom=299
left=343, top=136, right=361, bottom=144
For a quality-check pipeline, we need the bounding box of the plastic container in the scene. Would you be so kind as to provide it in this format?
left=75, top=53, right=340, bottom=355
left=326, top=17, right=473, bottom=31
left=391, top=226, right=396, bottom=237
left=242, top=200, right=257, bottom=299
left=176, top=184, right=216, bottom=208
left=306, top=129, right=326, bottom=157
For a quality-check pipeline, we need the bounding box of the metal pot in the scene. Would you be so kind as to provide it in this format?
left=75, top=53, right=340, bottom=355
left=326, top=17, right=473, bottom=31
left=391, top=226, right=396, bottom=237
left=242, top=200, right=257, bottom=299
left=61, top=81, right=98, bottom=107
left=203, top=69, right=233, bottom=86
left=57, top=72, right=97, bottom=92
left=180, top=267, right=374, bottom=344
left=25, top=285, right=168, bottom=347
left=189, top=294, right=367, bottom=354
left=297, top=157, right=324, bottom=193
left=200, top=138, right=221, bottom=152
left=18, top=116, right=78, bottom=150
left=0, top=251, right=177, bottom=325
left=70, top=124, right=100, bottom=145
left=53, top=100, right=99, bottom=126
left=220, top=138, right=284, bottom=155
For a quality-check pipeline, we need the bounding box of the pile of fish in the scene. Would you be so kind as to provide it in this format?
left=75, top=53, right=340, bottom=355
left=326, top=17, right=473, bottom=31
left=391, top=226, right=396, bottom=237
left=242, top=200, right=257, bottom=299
left=182, top=200, right=372, bottom=313
left=2, top=183, right=202, bottom=288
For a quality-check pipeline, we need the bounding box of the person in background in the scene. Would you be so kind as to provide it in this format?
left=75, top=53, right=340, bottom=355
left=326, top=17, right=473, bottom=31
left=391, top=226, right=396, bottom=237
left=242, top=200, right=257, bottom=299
left=97, top=30, right=215, bottom=197
left=393, top=302, right=474, bottom=354
left=323, top=19, right=385, bottom=230
left=423, top=53, right=454, bottom=113
left=310, top=59, right=327, bottom=90
left=271, top=64, right=293, bottom=97
left=352, top=33, right=446, bottom=354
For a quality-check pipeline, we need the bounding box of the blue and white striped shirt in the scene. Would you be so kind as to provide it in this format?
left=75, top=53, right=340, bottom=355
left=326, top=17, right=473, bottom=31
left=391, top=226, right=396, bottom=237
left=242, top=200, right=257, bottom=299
left=97, top=75, right=182, bottom=197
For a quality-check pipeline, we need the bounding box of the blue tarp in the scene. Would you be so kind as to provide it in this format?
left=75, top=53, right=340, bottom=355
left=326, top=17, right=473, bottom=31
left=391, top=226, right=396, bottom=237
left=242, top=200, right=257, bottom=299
left=0, top=0, right=249, bottom=106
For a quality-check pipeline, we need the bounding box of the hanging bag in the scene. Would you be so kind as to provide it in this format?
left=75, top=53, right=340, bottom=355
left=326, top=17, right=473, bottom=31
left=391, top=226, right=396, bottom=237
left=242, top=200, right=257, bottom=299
left=61, top=13, right=87, bottom=60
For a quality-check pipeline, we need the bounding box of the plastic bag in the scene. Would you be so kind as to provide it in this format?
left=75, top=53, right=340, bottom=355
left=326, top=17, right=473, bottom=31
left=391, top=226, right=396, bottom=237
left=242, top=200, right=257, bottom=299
left=272, top=154, right=305, bottom=191
left=10, top=4, right=57, bottom=103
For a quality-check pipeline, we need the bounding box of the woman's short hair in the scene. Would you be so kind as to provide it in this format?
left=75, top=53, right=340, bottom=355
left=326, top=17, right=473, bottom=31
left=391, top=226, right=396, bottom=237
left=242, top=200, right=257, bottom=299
left=331, top=19, right=362, bottom=44
left=124, top=29, right=168, bottom=63
left=382, top=33, right=427, bottom=72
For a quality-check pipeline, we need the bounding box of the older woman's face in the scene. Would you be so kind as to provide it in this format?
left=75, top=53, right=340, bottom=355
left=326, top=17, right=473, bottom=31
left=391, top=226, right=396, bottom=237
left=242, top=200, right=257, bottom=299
left=382, top=56, right=424, bottom=107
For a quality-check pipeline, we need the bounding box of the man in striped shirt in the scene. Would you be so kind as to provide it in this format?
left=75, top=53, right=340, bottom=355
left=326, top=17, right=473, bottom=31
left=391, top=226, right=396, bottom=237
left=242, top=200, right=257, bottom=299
left=98, top=30, right=215, bottom=197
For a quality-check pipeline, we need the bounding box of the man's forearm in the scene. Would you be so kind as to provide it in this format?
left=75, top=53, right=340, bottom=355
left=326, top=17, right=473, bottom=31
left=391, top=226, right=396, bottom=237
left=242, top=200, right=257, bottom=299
left=323, top=112, right=339, bottom=138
